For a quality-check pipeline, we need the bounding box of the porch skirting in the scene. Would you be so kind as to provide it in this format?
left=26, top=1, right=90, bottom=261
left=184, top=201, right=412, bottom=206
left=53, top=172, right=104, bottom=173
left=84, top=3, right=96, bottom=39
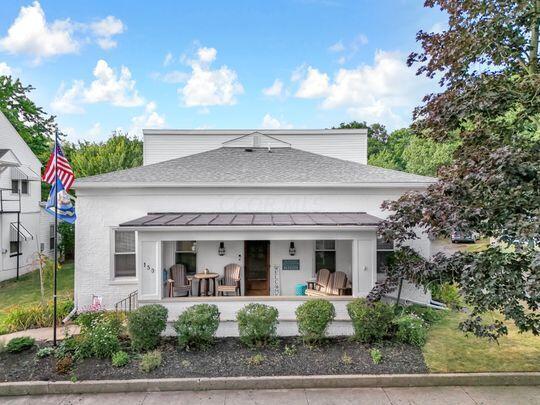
left=139, top=297, right=355, bottom=337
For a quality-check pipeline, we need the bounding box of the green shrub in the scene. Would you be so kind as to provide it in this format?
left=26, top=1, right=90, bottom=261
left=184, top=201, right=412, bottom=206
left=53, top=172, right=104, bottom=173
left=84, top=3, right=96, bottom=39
left=55, top=336, right=78, bottom=359
left=236, top=303, right=279, bottom=347
left=88, top=319, right=120, bottom=358
left=36, top=347, right=55, bottom=358
left=111, top=350, right=130, bottom=367
left=430, top=283, right=463, bottom=309
left=370, top=348, right=382, bottom=364
left=403, top=304, right=445, bottom=326
left=127, top=305, right=168, bottom=351
left=347, top=298, right=395, bottom=343
left=295, top=299, right=335, bottom=345
left=75, top=310, right=106, bottom=330
left=6, top=336, right=35, bottom=353
left=174, top=304, right=220, bottom=350
left=3, top=299, right=74, bottom=333
left=139, top=350, right=162, bottom=372
left=0, top=339, right=5, bottom=353
left=394, top=314, right=428, bottom=346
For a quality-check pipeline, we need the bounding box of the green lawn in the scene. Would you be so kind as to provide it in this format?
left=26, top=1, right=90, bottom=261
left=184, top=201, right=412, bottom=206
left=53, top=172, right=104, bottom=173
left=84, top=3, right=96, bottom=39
left=423, top=311, right=540, bottom=372
left=0, top=262, right=74, bottom=328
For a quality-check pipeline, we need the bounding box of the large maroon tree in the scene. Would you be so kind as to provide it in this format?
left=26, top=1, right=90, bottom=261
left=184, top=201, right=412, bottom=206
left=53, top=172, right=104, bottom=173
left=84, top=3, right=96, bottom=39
left=371, top=0, right=539, bottom=338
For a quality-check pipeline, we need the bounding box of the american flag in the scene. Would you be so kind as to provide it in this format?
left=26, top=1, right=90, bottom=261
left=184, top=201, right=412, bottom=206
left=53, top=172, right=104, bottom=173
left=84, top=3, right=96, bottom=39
left=42, top=141, right=75, bottom=191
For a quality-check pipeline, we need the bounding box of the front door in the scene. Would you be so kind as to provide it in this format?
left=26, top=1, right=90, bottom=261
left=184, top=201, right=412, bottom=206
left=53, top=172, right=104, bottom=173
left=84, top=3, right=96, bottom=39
left=244, top=241, right=270, bottom=296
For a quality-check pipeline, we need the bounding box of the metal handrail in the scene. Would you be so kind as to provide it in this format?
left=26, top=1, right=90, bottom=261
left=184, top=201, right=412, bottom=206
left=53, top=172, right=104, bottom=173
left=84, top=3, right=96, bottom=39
left=114, top=290, right=139, bottom=313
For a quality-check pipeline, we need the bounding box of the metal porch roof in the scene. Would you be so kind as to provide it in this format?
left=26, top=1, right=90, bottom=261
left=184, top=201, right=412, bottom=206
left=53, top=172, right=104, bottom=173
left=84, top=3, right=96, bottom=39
left=119, top=212, right=382, bottom=227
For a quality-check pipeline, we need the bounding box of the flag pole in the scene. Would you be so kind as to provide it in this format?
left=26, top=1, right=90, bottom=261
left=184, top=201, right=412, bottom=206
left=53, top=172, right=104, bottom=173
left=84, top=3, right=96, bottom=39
left=53, top=131, right=59, bottom=346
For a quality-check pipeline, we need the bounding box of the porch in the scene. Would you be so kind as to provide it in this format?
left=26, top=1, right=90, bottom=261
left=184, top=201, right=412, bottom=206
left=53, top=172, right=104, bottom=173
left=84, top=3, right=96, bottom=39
left=119, top=212, right=383, bottom=302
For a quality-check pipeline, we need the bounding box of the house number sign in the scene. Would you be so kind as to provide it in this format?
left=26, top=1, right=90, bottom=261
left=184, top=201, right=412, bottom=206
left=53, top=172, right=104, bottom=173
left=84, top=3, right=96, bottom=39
left=143, top=262, right=155, bottom=273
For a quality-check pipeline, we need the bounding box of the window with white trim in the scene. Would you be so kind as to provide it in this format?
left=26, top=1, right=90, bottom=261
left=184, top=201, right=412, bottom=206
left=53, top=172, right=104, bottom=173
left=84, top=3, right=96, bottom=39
left=315, top=240, right=336, bottom=273
left=114, top=231, right=136, bottom=278
left=11, top=180, right=29, bottom=195
left=377, top=238, right=394, bottom=274
left=175, top=241, right=197, bottom=275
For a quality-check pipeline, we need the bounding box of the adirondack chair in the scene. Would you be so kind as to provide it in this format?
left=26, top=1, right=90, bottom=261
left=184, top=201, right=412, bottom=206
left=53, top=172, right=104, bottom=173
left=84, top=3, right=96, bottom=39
left=167, top=263, right=192, bottom=297
left=216, top=263, right=241, bottom=296
left=306, top=268, right=331, bottom=294
left=306, top=270, right=349, bottom=296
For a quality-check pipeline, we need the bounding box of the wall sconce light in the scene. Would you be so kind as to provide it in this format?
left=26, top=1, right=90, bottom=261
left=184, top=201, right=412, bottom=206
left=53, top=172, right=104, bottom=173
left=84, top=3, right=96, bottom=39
left=289, top=241, right=296, bottom=256
left=191, top=241, right=197, bottom=253
left=218, top=242, right=226, bottom=256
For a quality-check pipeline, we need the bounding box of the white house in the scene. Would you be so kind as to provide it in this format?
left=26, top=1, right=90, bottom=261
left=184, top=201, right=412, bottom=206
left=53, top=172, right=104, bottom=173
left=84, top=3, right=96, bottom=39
left=73, top=129, right=437, bottom=336
left=0, top=112, right=56, bottom=282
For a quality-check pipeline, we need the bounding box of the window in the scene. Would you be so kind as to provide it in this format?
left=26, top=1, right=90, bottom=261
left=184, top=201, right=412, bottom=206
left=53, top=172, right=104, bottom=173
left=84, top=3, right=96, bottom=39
left=10, top=241, right=20, bottom=256
left=40, top=243, right=45, bottom=252
left=49, top=225, right=55, bottom=250
left=21, top=180, right=29, bottom=194
left=175, top=241, right=197, bottom=275
left=114, top=231, right=136, bottom=278
left=11, top=180, right=29, bottom=195
left=377, top=238, right=394, bottom=274
left=315, top=240, right=336, bottom=273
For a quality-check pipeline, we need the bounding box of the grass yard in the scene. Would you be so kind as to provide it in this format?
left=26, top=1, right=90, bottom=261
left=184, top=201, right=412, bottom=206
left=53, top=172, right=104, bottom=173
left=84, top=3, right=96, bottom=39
left=0, top=262, right=74, bottom=330
left=423, top=310, right=540, bottom=372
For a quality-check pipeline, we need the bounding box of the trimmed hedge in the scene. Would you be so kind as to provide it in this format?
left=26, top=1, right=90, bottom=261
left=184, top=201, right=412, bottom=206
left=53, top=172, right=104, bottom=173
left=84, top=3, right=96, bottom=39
left=347, top=298, right=395, bottom=343
left=127, top=304, right=168, bottom=351
left=174, top=304, right=220, bottom=350
left=296, top=299, right=335, bottom=344
left=236, top=303, right=279, bottom=347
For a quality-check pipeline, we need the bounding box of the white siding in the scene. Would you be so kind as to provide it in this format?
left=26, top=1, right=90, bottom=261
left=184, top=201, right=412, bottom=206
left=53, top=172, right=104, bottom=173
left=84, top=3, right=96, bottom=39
left=143, top=130, right=368, bottom=165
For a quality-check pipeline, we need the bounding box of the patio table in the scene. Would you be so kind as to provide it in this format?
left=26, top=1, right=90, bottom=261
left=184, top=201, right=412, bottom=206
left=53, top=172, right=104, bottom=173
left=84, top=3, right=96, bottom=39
left=194, top=272, right=219, bottom=296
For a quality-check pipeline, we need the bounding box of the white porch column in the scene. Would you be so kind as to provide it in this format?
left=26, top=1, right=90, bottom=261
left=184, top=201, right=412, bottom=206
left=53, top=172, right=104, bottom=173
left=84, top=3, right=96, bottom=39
left=351, top=237, right=377, bottom=297
left=138, top=239, right=161, bottom=300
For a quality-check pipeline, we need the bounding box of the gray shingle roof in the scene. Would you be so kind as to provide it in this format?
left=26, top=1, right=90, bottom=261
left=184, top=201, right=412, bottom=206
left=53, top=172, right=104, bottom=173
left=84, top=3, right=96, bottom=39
left=75, top=147, right=436, bottom=186
left=120, top=212, right=382, bottom=227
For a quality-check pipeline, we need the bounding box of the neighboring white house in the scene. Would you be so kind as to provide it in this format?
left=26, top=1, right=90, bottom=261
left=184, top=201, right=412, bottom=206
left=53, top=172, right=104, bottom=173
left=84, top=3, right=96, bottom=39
left=73, top=129, right=437, bottom=336
left=0, top=112, right=56, bottom=282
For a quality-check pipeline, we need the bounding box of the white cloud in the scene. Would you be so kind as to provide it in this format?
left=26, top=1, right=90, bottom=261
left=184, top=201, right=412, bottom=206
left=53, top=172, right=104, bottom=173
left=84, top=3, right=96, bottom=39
left=429, top=22, right=447, bottom=34
left=62, top=122, right=104, bottom=142
left=294, top=50, right=433, bottom=128
left=0, top=1, right=78, bottom=62
left=0, top=2, right=124, bottom=62
left=153, top=70, right=189, bottom=83
left=328, top=40, right=345, bottom=53
left=51, top=59, right=144, bottom=113
left=163, top=52, right=173, bottom=66
left=130, top=101, right=166, bottom=136
left=260, top=114, right=293, bottom=129
left=0, top=62, right=13, bottom=76
left=262, top=79, right=284, bottom=97
left=295, top=67, right=330, bottom=98
left=90, top=16, right=124, bottom=50
left=179, top=47, right=244, bottom=107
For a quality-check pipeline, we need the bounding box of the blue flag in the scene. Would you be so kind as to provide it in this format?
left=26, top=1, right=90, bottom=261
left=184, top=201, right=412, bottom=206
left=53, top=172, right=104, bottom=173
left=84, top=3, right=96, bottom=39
left=45, top=178, right=76, bottom=224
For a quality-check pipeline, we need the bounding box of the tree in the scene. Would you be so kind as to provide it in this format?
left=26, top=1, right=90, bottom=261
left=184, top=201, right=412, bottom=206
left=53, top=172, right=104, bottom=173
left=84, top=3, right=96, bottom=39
left=402, top=136, right=459, bottom=176
left=372, top=0, right=540, bottom=339
left=335, top=121, right=389, bottom=142
left=0, top=76, right=56, bottom=163
left=64, top=131, right=143, bottom=178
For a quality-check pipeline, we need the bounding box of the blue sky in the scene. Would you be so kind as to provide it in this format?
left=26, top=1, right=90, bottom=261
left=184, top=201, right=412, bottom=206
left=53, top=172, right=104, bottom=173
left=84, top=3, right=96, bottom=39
left=0, top=1, right=445, bottom=142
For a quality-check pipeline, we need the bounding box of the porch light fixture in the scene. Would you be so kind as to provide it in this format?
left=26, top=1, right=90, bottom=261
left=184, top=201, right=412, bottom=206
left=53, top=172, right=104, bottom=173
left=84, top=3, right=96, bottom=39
left=191, top=242, right=197, bottom=253
left=289, top=241, right=296, bottom=256
left=218, top=242, right=226, bottom=256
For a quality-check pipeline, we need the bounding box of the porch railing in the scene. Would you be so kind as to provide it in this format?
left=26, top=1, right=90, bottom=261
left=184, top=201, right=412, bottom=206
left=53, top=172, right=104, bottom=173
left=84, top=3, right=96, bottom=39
left=114, top=290, right=138, bottom=313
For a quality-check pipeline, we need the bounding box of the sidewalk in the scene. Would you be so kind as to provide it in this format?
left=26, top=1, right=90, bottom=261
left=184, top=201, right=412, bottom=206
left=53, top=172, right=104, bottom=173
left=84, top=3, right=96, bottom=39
left=0, top=324, right=79, bottom=344
left=1, top=386, right=539, bottom=405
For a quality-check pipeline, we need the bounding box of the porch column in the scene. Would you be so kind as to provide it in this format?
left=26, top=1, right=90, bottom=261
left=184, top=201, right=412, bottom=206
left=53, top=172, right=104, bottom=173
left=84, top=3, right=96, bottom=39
left=351, top=237, right=377, bottom=297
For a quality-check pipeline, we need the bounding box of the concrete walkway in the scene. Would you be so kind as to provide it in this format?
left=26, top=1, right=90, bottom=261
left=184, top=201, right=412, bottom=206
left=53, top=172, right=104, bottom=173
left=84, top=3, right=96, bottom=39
left=0, top=386, right=539, bottom=405
left=0, top=325, right=79, bottom=344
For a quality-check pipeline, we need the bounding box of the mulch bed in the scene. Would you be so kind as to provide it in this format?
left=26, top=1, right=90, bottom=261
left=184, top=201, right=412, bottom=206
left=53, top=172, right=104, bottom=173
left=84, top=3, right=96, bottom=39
left=0, top=337, right=427, bottom=382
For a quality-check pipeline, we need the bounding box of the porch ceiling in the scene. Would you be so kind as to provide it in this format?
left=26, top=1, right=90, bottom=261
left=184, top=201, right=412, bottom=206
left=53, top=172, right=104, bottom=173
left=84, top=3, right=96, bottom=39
left=119, top=212, right=382, bottom=227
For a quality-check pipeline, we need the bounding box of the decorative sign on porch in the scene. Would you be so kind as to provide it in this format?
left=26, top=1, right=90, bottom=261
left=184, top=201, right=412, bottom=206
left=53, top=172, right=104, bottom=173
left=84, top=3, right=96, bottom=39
left=282, top=259, right=300, bottom=270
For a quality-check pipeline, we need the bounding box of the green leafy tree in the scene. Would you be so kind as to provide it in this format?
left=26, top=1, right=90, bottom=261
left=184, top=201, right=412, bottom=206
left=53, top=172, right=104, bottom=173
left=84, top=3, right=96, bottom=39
left=372, top=0, right=540, bottom=339
left=402, top=136, right=459, bottom=176
left=0, top=76, right=56, bottom=163
left=65, top=132, right=143, bottom=178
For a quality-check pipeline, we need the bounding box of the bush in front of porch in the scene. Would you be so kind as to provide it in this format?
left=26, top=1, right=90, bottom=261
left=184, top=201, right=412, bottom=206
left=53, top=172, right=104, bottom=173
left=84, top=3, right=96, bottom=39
left=174, top=304, right=220, bottom=350
left=127, top=304, right=168, bottom=351
left=295, top=299, right=335, bottom=345
left=236, top=303, right=279, bottom=347
left=347, top=298, right=395, bottom=343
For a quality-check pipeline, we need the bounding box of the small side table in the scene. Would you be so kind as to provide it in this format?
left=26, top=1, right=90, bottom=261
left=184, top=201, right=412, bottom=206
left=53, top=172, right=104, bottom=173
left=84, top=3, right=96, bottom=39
left=194, top=272, right=219, bottom=296
left=306, top=277, right=317, bottom=290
